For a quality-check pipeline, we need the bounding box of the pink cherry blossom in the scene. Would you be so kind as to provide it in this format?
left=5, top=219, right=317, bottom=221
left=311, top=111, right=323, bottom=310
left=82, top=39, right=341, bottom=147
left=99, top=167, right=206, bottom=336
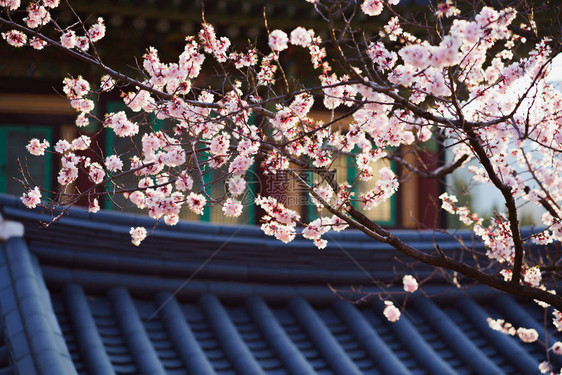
left=105, top=155, right=123, bottom=172
left=552, top=342, right=562, bottom=355
left=538, top=361, right=551, bottom=374
left=362, top=171, right=398, bottom=210
left=88, top=199, right=100, bottom=213
left=0, top=0, right=21, bottom=10
left=73, top=36, right=88, bottom=51
left=228, top=176, right=246, bottom=196
left=2, top=30, right=26, bottom=47
left=99, top=75, right=115, bottom=91
left=230, top=48, right=258, bottom=69
left=198, top=23, right=230, bottom=62
left=26, top=138, right=50, bottom=156
left=436, top=0, right=460, bottom=18
left=310, top=185, right=334, bottom=209
left=439, top=193, right=458, bottom=213
left=330, top=216, right=349, bottom=232
left=105, top=112, right=139, bottom=138
left=210, top=133, right=230, bottom=156
left=257, top=53, right=277, bottom=86
left=70, top=98, right=94, bottom=113
left=130, top=227, right=147, bottom=246
left=290, top=27, right=312, bottom=47
left=71, top=135, right=91, bottom=151
left=517, top=327, right=539, bottom=343
left=361, top=0, right=383, bottom=17
left=268, top=30, right=288, bottom=52
left=21, top=187, right=41, bottom=209
left=382, top=17, right=402, bottom=41
left=30, top=37, right=47, bottom=50
left=255, top=196, right=300, bottom=226
left=88, top=163, right=105, bottom=184
left=24, top=3, right=50, bottom=29
left=553, top=310, right=562, bottom=331
left=367, top=42, right=397, bottom=71
left=57, top=166, right=77, bottom=185
left=261, top=152, right=289, bottom=174
left=222, top=198, right=243, bottom=217
left=524, top=267, right=542, bottom=287
left=42, top=0, right=59, bottom=8
left=164, top=215, right=179, bottom=226
left=88, top=17, right=105, bottom=42
left=403, top=275, right=419, bottom=293
left=187, top=192, right=206, bottom=215
left=198, top=23, right=217, bottom=53
left=383, top=301, right=401, bottom=322
left=124, top=90, right=154, bottom=112
left=60, top=30, right=77, bottom=49
left=313, top=239, right=327, bottom=249
left=261, top=220, right=296, bottom=243
left=54, top=140, right=71, bottom=154
left=129, top=191, right=146, bottom=209
left=61, top=152, right=80, bottom=168
left=229, top=155, right=253, bottom=175
left=75, top=113, right=89, bottom=127
left=63, top=76, right=90, bottom=99
left=487, top=318, right=516, bottom=335
left=175, top=173, right=193, bottom=192
left=399, top=44, right=431, bottom=69
left=302, top=218, right=330, bottom=241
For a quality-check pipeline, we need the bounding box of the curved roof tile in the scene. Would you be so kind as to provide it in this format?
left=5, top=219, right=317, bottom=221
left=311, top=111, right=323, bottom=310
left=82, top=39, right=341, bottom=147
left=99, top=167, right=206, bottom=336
left=0, top=194, right=556, bottom=374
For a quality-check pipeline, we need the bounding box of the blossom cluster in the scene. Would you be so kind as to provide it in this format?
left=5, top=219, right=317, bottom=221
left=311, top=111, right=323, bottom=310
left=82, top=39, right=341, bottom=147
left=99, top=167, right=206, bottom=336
left=129, top=227, right=147, bottom=246
left=2, top=0, right=104, bottom=52
left=26, top=138, right=49, bottom=156
left=21, top=187, right=41, bottom=209
left=487, top=315, right=562, bottom=373
left=487, top=318, right=539, bottom=343
left=255, top=196, right=300, bottom=243
left=9, top=1, right=556, bottom=261
left=8, top=0, right=562, bottom=335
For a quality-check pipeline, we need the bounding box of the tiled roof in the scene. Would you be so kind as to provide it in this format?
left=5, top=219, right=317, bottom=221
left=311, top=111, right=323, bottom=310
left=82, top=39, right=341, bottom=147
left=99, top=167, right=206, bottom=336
left=0, top=194, right=557, bottom=374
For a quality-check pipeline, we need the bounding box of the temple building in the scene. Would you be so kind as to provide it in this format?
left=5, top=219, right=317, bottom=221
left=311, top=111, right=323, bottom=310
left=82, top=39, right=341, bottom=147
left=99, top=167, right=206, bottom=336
left=0, top=0, right=442, bottom=229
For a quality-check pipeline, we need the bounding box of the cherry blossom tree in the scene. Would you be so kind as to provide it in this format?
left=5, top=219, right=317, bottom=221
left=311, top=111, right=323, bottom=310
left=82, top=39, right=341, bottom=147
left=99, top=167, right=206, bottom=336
left=3, top=0, right=562, bottom=370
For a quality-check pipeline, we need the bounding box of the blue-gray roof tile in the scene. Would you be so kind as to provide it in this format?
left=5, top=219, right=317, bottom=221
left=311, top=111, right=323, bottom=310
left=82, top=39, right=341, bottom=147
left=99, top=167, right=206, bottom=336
left=0, top=194, right=558, bottom=374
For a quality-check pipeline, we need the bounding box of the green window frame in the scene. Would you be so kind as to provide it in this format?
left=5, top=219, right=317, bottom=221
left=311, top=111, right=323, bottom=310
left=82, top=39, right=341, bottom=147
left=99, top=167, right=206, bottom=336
left=200, top=163, right=257, bottom=225
left=306, top=154, right=397, bottom=226
left=198, top=112, right=258, bottom=225
left=103, top=101, right=257, bottom=225
left=103, top=100, right=163, bottom=210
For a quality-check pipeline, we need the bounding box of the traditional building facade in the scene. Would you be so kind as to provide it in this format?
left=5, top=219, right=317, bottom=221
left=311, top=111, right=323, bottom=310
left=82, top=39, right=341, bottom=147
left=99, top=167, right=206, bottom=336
left=0, top=0, right=441, bottom=228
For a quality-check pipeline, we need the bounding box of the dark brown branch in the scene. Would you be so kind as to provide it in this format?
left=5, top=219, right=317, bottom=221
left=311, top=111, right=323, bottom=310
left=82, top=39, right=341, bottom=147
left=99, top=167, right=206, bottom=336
left=388, top=153, right=469, bottom=179
left=340, top=203, right=562, bottom=310
left=507, top=24, right=540, bottom=44
left=461, top=123, right=525, bottom=285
